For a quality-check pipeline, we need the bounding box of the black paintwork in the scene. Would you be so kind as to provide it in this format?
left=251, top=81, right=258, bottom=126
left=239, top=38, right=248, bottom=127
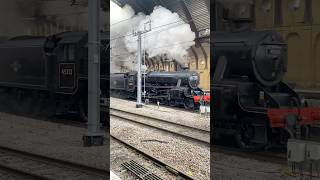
left=212, top=30, right=287, bottom=87
left=0, top=31, right=109, bottom=123
left=211, top=29, right=306, bottom=149
left=110, top=71, right=203, bottom=109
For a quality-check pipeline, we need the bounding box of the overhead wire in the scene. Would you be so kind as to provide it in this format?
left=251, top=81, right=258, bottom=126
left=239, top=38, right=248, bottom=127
left=111, top=40, right=194, bottom=58
left=110, top=12, right=207, bottom=42
left=110, top=52, right=134, bottom=58
left=110, top=21, right=196, bottom=51
left=110, top=2, right=207, bottom=61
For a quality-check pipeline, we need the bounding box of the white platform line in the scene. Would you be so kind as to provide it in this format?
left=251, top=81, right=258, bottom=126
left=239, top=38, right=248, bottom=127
left=110, top=171, right=121, bottom=180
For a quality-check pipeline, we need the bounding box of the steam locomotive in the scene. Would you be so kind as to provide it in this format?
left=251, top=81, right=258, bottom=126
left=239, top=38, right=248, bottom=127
left=110, top=71, right=209, bottom=109
left=212, top=2, right=320, bottom=149
left=212, top=29, right=320, bottom=149
left=0, top=31, right=109, bottom=124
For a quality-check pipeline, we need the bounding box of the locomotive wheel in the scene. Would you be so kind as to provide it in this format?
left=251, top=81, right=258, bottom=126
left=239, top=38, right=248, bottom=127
left=235, top=119, right=255, bottom=149
left=184, top=99, right=194, bottom=109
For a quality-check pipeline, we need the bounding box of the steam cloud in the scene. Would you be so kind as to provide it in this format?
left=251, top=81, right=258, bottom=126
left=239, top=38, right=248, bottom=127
left=110, top=1, right=145, bottom=73
left=110, top=1, right=195, bottom=73
left=0, top=0, right=108, bottom=37
left=0, top=0, right=43, bottom=37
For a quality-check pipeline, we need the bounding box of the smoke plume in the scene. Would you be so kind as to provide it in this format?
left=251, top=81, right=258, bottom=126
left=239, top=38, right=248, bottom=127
left=125, top=6, right=195, bottom=65
left=110, top=1, right=145, bottom=73
left=0, top=0, right=109, bottom=37
left=0, top=0, right=42, bottom=36
left=110, top=1, right=195, bottom=73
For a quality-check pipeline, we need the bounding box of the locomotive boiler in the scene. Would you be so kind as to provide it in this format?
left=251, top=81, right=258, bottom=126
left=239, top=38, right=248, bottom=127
left=146, top=71, right=200, bottom=89
left=0, top=31, right=109, bottom=124
left=110, top=71, right=209, bottom=109
left=212, top=29, right=319, bottom=149
left=213, top=30, right=287, bottom=86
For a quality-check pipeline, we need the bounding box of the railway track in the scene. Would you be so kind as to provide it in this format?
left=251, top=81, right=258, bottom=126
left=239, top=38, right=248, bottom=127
left=111, top=135, right=195, bottom=180
left=110, top=108, right=210, bottom=146
left=0, top=145, right=108, bottom=180
left=110, top=113, right=288, bottom=176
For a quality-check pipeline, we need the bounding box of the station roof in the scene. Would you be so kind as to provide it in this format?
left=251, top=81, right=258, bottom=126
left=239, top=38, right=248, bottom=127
left=112, top=0, right=210, bottom=43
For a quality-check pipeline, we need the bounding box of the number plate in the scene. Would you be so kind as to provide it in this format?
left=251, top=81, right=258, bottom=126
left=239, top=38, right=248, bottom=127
left=59, top=63, right=75, bottom=89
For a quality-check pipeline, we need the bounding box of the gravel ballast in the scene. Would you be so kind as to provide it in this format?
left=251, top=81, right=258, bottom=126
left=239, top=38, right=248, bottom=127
left=111, top=138, right=176, bottom=180
left=111, top=116, right=210, bottom=180
left=110, top=97, right=210, bottom=131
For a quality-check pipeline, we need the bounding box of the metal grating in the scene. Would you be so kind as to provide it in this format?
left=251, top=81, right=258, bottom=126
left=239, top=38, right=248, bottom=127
left=122, top=160, right=162, bottom=180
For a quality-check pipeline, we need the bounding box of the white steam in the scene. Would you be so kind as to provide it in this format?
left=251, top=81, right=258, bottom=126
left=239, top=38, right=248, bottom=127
left=110, top=1, right=145, bottom=72
left=110, top=2, right=135, bottom=25
left=0, top=0, right=109, bottom=37
left=110, top=1, right=195, bottom=73
left=125, top=6, right=195, bottom=64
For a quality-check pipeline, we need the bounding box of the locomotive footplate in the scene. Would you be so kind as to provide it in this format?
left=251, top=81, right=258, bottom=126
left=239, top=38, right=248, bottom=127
left=268, top=108, right=320, bottom=139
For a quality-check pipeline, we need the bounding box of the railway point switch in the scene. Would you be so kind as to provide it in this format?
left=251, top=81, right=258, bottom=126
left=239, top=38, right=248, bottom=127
left=287, top=139, right=306, bottom=175
left=306, top=141, right=320, bottom=161
left=306, top=141, right=320, bottom=177
left=287, top=139, right=306, bottom=162
left=287, top=139, right=320, bottom=177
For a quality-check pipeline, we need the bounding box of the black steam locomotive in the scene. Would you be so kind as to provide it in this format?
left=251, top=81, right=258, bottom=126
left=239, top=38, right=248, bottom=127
left=0, top=31, right=109, bottom=124
left=211, top=1, right=319, bottom=149
left=211, top=29, right=319, bottom=149
left=110, top=71, right=207, bottom=109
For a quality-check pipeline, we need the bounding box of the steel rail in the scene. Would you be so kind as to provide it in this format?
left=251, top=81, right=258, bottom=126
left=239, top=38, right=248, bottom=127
left=0, top=145, right=109, bottom=179
left=111, top=135, right=195, bottom=180
left=110, top=107, right=209, bottom=132
left=0, top=163, right=50, bottom=180
left=110, top=108, right=210, bottom=146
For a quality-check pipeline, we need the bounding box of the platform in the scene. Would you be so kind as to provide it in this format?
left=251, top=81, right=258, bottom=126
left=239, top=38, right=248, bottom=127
left=0, top=112, right=109, bottom=170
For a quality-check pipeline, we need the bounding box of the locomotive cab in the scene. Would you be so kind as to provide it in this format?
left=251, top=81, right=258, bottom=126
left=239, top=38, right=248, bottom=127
left=127, top=72, right=136, bottom=92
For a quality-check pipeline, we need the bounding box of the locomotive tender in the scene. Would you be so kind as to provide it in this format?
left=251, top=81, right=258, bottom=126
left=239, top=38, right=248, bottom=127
left=110, top=71, right=208, bottom=109
left=212, top=29, right=319, bottom=149
left=0, top=31, right=109, bottom=124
